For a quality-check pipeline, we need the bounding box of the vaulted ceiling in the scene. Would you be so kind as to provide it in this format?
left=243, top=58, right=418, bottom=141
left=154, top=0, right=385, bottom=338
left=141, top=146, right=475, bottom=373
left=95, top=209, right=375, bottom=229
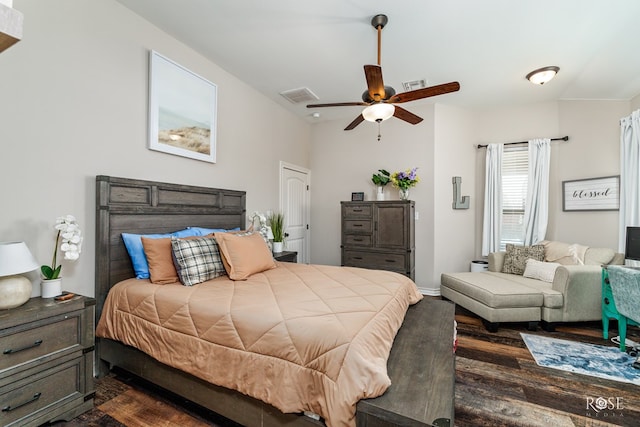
left=116, top=0, right=640, bottom=123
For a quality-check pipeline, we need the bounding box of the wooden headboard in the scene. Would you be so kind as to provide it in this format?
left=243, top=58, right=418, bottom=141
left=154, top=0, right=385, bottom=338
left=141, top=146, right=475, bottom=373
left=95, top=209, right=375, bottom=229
left=95, top=175, right=246, bottom=320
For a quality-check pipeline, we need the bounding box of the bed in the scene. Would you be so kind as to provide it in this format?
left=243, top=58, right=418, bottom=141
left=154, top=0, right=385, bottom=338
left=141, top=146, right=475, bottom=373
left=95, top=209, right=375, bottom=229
left=94, top=175, right=455, bottom=427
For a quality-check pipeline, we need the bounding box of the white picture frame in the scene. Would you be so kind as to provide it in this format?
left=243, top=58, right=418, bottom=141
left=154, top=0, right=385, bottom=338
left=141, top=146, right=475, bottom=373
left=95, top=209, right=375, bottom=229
left=562, top=175, right=620, bottom=211
left=148, top=51, right=217, bottom=163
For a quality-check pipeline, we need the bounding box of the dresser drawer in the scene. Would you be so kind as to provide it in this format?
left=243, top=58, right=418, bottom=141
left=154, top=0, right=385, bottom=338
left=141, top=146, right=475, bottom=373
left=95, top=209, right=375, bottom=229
left=0, top=314, right=81, bottom=374
left=344, top=220, right=373, bottom=233
left=343, top=250, right=407, bottom=272
left=343, top=204, right=372, bottom=218
left=1, top=355, right=85, bottom=426
left=344, top=234, right=372, bottom=246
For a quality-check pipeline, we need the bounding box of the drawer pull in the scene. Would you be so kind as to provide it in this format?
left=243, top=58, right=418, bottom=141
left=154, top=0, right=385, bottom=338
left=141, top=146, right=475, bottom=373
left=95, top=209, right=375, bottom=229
left=352, top=209, right=363, bottom=212
left=2, top=392, right=42, bottom=412
left=353, top=257, right=363, bottom=260
left=353, top=224, right=363, bottom=227
left=385, top=259, right=397, bottom=263
left=3, top=339, right=43, bottom=355
left=353, top=238, right=363, bottom=242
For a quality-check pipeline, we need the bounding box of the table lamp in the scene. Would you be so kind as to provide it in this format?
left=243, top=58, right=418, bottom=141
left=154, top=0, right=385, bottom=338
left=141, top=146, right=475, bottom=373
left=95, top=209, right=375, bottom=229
left=0, top=241, right=39, bottom=309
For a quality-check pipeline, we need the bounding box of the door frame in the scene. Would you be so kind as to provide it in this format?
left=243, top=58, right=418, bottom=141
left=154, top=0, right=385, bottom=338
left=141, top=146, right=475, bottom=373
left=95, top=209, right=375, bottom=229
left=279, top=161, right=311, bottom=263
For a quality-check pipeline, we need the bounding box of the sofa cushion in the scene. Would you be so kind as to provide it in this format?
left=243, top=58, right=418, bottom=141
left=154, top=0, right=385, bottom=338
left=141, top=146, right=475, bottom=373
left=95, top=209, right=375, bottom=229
left=441, top=272, right=543, bottom=308
left=502, top=244, right=545, bottom=275
left=584, top=247, right=615, bottom=265
left=501, top=273, right=564, bottom=309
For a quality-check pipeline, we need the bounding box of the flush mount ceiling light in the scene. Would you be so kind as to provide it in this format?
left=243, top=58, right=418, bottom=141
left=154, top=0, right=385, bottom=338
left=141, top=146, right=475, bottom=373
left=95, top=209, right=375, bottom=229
left=362, top=103, right=395, bottom=123
left=526, top=66, right=560, bottom=85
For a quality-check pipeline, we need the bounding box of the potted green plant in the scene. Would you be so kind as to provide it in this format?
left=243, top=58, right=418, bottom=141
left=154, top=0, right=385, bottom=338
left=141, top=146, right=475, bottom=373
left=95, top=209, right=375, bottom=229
left=268, top=212, right=285, bottom=253
left=371, top=169, right=390, bottom=200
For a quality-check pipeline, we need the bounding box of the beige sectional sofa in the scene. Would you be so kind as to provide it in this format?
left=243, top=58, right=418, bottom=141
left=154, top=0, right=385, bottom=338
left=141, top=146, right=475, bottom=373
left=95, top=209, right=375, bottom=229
left=441, top=241, right=624, bottom=331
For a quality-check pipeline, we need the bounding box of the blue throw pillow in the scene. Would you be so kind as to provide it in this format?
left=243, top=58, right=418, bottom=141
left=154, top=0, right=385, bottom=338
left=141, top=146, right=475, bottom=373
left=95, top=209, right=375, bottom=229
left=187, top=227, right=240, bottom=236
left=122, top=228, right=200, bottom=279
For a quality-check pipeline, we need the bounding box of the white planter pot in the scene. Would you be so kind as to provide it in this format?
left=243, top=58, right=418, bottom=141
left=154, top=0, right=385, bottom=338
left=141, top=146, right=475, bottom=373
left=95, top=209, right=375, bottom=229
left=272, top=241, right=284, bottom=253
left=41, top=278, right=62, bottom=298
left=376, top=186, right=385, bottom=201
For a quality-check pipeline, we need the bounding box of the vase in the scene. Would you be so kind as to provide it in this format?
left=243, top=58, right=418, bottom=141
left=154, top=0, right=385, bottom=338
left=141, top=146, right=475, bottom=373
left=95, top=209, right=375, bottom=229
left=272, top=241, right=284, bottom=253
left=376, top=186, right=385, bottom=201
left=399, top=188, right=410, bottom=200
left=41, top=278, right=62, bottom=298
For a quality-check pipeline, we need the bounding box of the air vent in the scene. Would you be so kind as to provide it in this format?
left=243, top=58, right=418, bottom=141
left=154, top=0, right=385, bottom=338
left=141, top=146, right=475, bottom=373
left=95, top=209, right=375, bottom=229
left=280, top=87, right=319, bottom=104
left=402, top=79, right=427, bottom=92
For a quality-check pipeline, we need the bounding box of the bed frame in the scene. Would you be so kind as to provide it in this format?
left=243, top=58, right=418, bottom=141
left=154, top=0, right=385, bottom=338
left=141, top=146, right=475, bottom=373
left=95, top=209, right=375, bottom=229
left=95, top=175, right=455, bottom=427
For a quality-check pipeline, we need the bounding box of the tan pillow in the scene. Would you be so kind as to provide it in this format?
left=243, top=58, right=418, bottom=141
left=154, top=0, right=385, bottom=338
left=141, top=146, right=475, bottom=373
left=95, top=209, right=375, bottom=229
left=523, top=259, right=561, bottom=283
left=142, top=234, right=210, bottom=284
left=141, top=237, right=178, bottom=284
left=214, top=232, right=276, bottom=280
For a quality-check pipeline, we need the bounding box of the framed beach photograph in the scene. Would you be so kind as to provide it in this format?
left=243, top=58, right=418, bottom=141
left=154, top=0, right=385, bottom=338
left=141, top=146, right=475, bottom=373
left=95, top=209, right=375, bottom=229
left=148, top=51, right=217, bottom=163
left=562, top=175, right=620, bottom=211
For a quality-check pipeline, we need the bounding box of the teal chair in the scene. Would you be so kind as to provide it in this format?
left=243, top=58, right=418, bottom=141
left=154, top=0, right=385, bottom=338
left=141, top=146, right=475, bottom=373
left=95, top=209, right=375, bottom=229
left=606, top=266, right=640, bottom=352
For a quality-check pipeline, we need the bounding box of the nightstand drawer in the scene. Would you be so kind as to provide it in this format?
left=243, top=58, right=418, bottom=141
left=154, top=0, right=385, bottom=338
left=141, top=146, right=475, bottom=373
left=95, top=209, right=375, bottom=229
left=0, top=314, right=81, bottom=373
left=1, top=355, right=84, bottom=426
left=344, top=235, right=372, bottom=246
left=343, top=250, right=407, bottom=272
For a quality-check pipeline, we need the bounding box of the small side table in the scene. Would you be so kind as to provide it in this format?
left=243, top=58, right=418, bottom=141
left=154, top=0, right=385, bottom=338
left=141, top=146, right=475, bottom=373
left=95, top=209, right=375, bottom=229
left=274, top=251, right=297, bottom=263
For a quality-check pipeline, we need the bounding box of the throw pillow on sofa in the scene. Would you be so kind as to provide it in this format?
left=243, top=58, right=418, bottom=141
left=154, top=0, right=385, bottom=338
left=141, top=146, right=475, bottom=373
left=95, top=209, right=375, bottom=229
left=502, top=244, right=545, bottom=275
left=523, top=258, right=561, bottom=282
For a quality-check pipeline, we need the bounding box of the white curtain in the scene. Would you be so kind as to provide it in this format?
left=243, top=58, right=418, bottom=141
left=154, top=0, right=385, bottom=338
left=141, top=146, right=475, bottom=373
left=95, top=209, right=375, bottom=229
left=523, top=138, right=551, bottom=245
left=619, top=109, right=640, bottom=252
left=482, top=143, right=503, bottom=256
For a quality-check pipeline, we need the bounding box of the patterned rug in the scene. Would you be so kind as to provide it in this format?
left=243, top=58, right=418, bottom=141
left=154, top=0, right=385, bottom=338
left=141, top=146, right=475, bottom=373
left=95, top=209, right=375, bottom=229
left=521, top=333, right=640, bottom=386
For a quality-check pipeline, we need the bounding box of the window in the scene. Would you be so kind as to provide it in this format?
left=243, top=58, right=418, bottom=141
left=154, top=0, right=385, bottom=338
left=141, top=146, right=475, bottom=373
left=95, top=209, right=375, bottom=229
left=500, top=147, right=528, bottom=250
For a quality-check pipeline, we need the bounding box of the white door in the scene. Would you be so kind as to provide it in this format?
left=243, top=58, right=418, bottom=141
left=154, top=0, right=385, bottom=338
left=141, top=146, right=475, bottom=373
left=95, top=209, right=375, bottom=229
left=280, top=162, right=310, bottom=263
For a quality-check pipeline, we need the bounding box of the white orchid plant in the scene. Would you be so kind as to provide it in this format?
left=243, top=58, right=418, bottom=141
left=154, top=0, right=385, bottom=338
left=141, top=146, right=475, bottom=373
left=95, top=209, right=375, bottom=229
left=41, top=214, right=83, bottom=280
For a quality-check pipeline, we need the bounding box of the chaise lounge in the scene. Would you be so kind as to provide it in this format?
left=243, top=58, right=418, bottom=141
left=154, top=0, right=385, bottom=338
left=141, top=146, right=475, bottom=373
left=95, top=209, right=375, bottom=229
left=441, top=241, right=623, bottom=331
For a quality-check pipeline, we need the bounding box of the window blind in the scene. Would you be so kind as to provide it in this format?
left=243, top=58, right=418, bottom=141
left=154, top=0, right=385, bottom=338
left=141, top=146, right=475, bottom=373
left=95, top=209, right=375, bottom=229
left=501, top=146, right=528, bottom=250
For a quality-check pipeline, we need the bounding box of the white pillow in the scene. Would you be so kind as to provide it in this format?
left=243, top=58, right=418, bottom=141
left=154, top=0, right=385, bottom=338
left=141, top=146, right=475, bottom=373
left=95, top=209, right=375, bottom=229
left=523, top=258, right=561, bottom=283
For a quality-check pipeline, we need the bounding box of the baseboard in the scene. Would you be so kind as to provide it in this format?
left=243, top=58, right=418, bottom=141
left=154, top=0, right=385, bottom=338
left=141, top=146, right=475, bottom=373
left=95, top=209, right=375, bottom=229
left=419, top=287, right=441, bottom=297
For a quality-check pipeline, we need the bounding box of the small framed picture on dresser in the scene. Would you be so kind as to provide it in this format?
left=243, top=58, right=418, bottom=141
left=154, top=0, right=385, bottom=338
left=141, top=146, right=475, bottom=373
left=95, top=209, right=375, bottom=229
left=351, top=192, right=365, bottom=201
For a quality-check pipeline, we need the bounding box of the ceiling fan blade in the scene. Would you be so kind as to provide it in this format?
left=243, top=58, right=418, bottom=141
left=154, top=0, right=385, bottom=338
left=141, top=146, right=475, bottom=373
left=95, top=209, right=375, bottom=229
left=307, top=102, right=368, bottom=108
left=388, top=82, right=460, bottom=104
left=393, top=106, right=423, bottom=125
left=344, top=114, right=365, bottom=131
left=364, top=65, right=386, bottom=101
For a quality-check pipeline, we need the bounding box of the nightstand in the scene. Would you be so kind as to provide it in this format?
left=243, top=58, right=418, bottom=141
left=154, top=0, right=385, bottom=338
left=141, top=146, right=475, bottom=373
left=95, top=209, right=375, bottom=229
left=274, top=251, right=297, bottom=263
left=0, top=295, right=95, bottom=426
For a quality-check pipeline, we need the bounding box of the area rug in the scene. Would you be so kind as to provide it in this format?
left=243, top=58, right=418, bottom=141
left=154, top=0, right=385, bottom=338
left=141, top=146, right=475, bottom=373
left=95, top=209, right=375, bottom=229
left=521, top=333, right=640, bottom=385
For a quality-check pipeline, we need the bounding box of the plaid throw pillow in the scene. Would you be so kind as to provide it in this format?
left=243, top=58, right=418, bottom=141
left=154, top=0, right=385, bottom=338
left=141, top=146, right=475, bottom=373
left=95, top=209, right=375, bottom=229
left=502, top=244, right=545, bottom=275
left=171, top=236, right=226, bottom=286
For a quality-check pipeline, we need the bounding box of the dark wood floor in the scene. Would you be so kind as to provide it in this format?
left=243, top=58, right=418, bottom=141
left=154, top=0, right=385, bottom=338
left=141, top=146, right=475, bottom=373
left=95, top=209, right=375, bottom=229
left=51, top=306, right=640, bottom=427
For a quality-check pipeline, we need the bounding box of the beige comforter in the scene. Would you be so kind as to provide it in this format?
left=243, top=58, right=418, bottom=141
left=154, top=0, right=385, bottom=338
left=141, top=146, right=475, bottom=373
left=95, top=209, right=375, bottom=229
left=96, top=262, right=422, bottom=427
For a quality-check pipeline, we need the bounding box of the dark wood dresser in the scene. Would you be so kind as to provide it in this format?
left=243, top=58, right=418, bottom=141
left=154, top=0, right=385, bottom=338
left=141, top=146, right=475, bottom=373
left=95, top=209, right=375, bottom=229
left=341, top=200, right=415, bottom=280
left=0, top=295, right=95, bottom=426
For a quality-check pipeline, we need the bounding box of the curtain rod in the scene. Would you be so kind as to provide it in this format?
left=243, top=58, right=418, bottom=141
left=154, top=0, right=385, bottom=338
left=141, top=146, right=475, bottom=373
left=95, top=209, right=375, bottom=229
left=476, top=135, right=569, bottom=149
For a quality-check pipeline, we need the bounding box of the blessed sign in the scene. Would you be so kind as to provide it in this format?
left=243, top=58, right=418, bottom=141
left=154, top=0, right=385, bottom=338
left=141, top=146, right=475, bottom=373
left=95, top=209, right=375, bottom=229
left=562, top=176, right=620, bottom=211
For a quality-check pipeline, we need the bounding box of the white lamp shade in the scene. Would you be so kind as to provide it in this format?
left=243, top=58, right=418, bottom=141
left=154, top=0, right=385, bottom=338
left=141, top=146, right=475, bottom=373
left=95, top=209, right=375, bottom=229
left=362, top=103, right=395, bottom=122
left=0, top=241, right=39, bottom=276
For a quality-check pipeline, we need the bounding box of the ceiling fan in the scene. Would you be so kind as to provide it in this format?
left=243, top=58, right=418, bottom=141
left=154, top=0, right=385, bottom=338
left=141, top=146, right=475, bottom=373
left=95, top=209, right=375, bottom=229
left=307, top=14, right=460, bottom=131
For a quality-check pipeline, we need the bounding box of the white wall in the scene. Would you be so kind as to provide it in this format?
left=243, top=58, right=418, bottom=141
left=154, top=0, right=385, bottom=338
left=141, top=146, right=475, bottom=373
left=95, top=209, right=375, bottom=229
left=1, top=0, right=311, bottom=298
left=309, top=104, right=437, bottom=293
left=311, top=99, right=633, bottom=295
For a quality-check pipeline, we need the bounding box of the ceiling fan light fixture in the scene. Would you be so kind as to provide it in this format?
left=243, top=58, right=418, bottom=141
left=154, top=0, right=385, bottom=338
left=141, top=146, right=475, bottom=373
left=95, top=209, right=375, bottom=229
left=362, top=103, right=395, bottom=122
left=526, top=66, right=559, bottom=85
